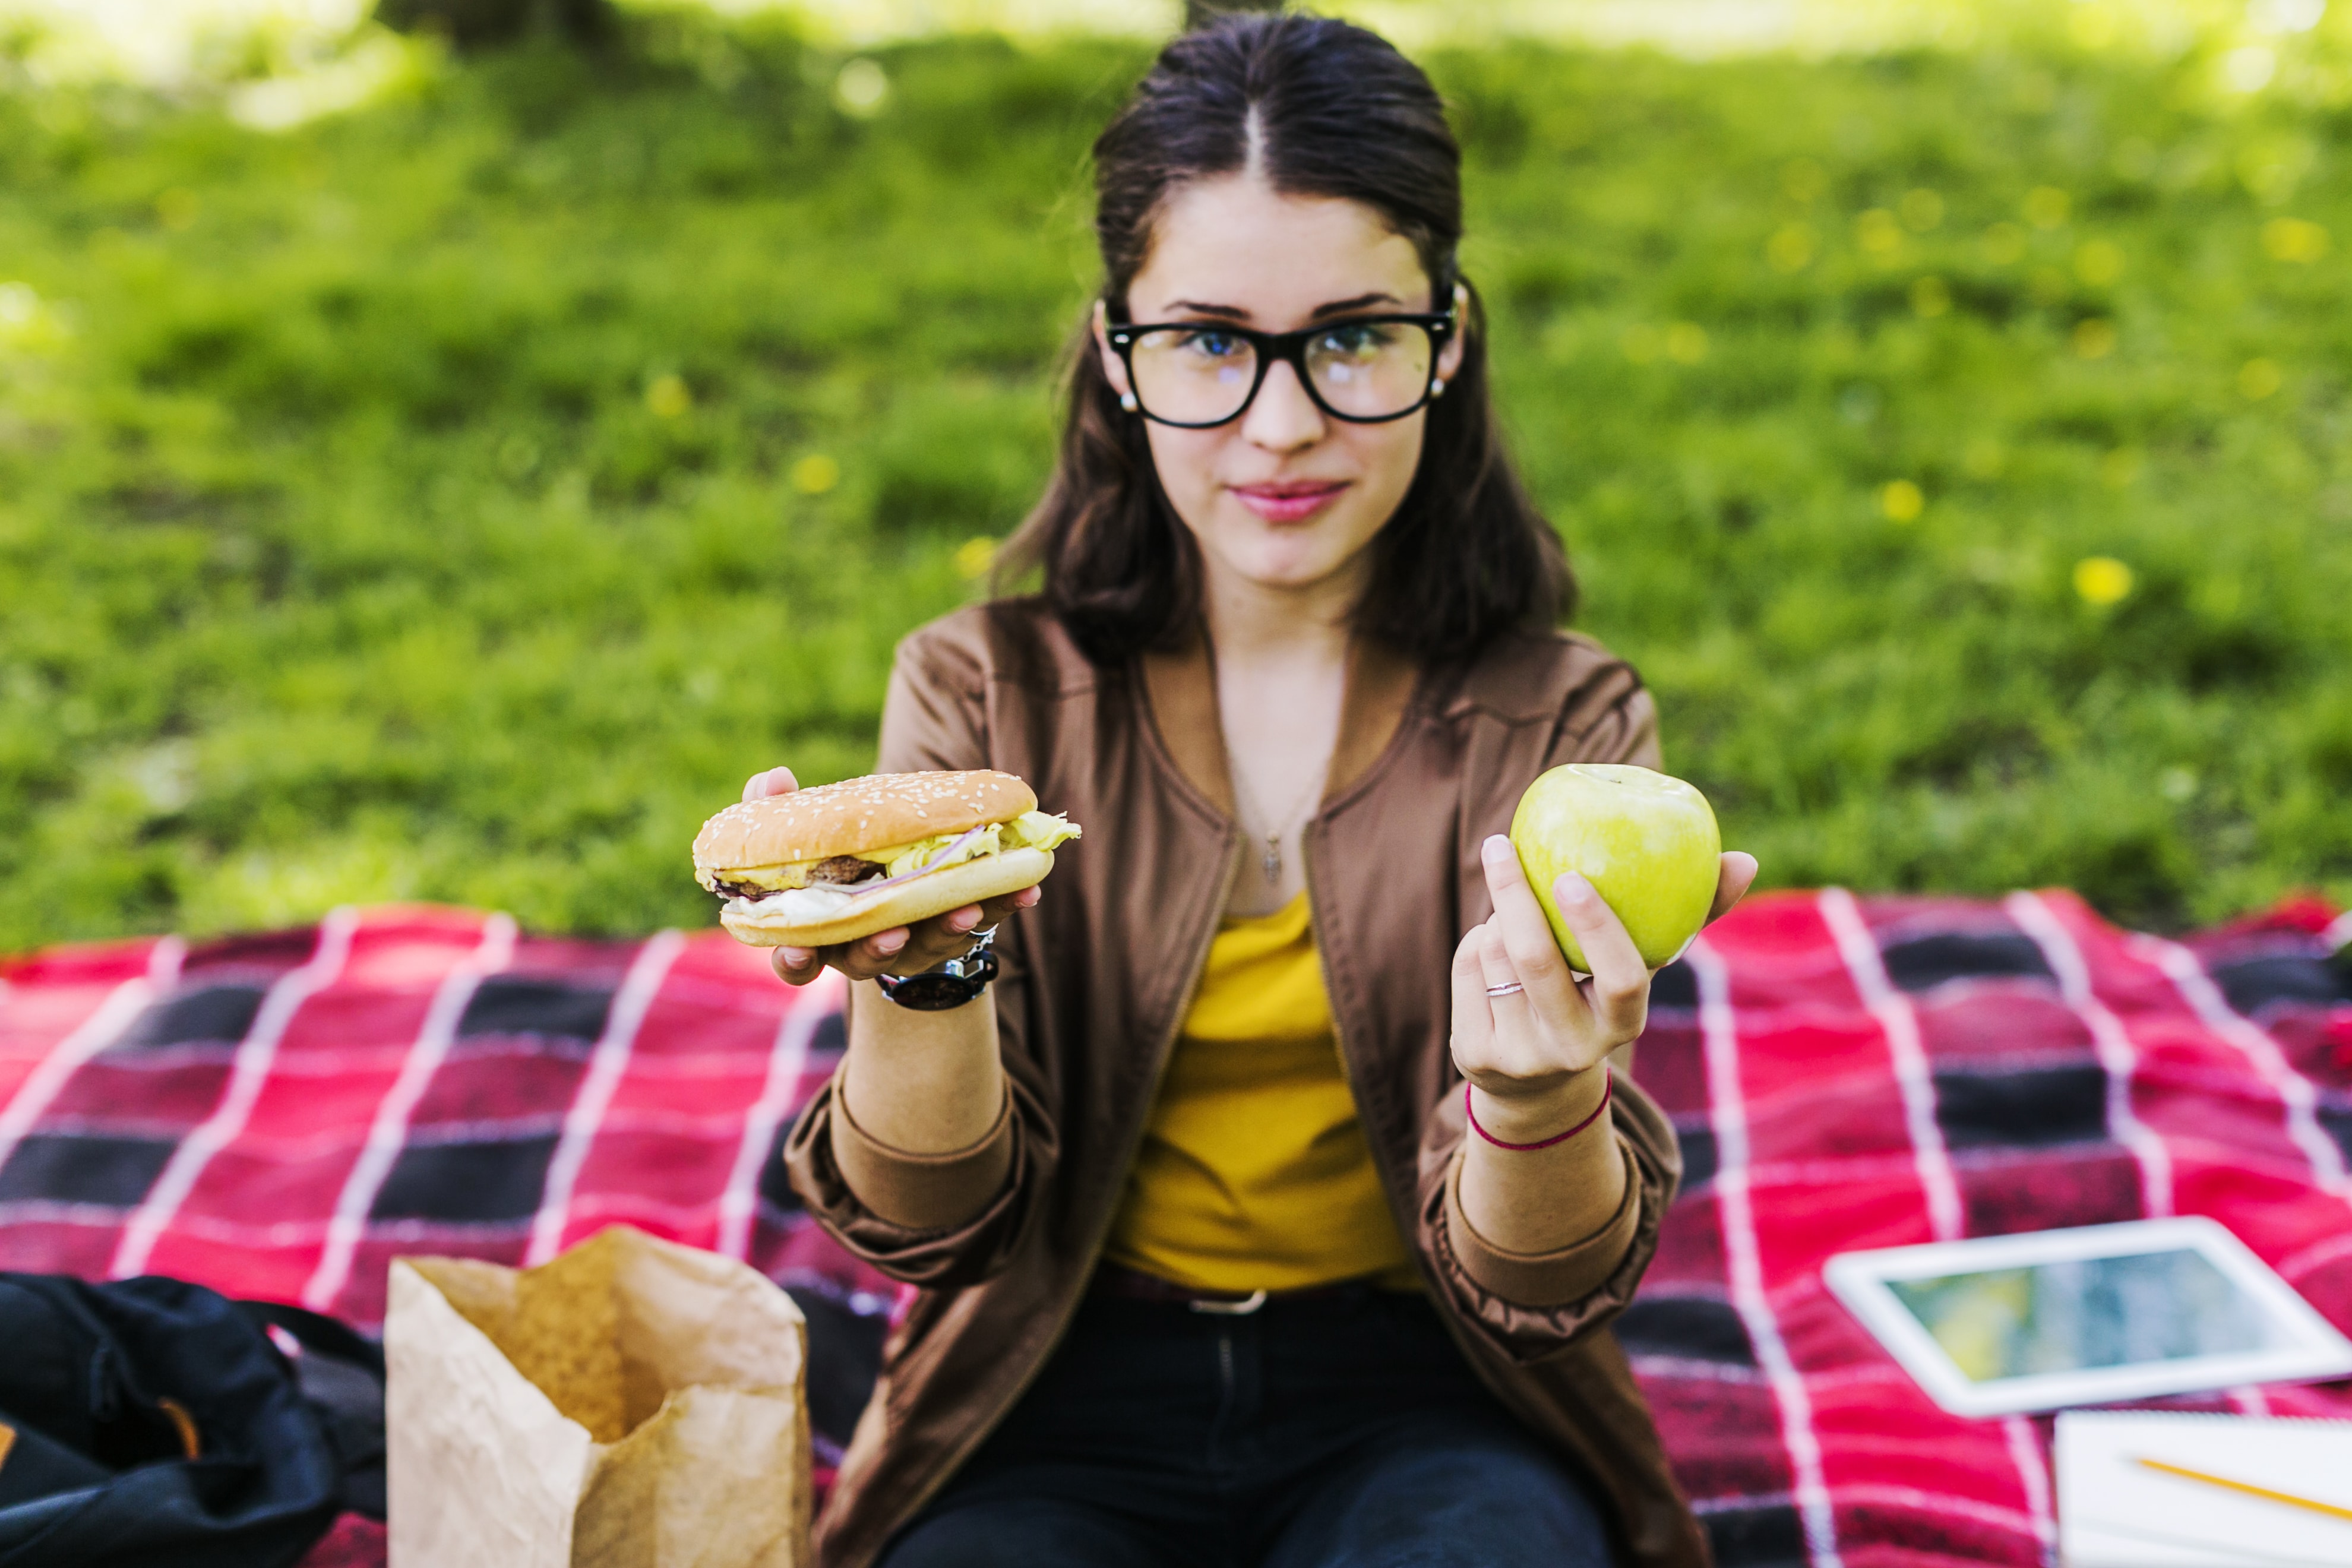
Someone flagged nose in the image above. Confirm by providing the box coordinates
[1240,357,1325,454]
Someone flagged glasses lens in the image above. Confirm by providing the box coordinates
[1305,321,1434,419]
[1128,327,1260,425]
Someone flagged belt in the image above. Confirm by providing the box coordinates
[1089,1262,1373,1317]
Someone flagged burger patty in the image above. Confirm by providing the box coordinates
[710,855,884,903]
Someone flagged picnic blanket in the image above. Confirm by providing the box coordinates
[2,893,2348,1567]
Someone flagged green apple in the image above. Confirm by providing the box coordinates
[1508,764,1722,972]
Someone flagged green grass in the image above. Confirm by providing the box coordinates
[2,14,2348,951]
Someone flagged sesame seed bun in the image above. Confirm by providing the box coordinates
[719,847,1056,949]
[693,770,1038,873]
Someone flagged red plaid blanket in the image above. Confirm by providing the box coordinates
[4,894,2349,1567]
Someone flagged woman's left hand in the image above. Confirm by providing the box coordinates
[1450,834,1757,1143]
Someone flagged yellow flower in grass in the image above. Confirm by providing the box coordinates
[1880,480,1924,522]
[2239,358,2282,400]
[2073,556,2133,606]
[645,373,692,419]
[791,454,840,494]
[954,536,997,580]
[1855,208,1904,260]
[2074,240,2124,286]
[2262,217,2329,263]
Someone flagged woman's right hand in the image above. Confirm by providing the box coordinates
[741,767,1041,988]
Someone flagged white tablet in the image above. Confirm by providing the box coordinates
[1823,1218,2352,1417]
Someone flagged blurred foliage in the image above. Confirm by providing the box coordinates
[376,0,612,50]
[1,10,2348,950]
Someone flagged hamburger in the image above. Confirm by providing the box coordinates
[693,770,1080,949]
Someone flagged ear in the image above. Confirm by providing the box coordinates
[1435,280,1469,386]
[1092,299,1136,405]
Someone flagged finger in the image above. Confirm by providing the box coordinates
[1449,924,1496,1059]
[1707,851,1759,925]
[975,884,1042,925]
[890,908,987,969]
[831,926,909,981]
[1478,836,1582,1016]
[1551,872,1648,1036]
[1472,921,1529,1013]
[874,911,1001,979]
[932,903,987,939]
[927,885,1042,949]
[770,946,823,986]
[742,766,799,803]
[1471,923,1579,1080]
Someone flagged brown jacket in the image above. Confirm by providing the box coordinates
[785,599,1707,1568]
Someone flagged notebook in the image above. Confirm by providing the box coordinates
[2056,1411,2352,1566]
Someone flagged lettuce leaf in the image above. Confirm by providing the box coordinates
[881,823,1001,878]
[1003,810,1081,851]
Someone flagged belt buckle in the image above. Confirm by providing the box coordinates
[1188,1289,1268,1316]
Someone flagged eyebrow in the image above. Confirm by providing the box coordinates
[1310,291,1404,318]
[1159,290,1406,323]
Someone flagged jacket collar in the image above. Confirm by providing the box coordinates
[1138,624,1419,821]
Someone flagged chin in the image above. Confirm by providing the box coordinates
[1217,535,1358,590]
[1210,508,1385,586]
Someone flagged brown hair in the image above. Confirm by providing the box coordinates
[998,11,1575,666]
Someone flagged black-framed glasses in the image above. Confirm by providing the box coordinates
[1105,310,1456,428]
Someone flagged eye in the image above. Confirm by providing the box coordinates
[1175,329,1247,360]
[1315,322,1396,358]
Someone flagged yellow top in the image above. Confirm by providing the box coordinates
[1104,892,1421,1292]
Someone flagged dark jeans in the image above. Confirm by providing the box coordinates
[880,1288,1615,1568]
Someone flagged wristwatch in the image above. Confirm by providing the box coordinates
[875,929,1000,1011]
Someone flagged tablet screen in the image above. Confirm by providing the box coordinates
[1886,1247,2287,1383]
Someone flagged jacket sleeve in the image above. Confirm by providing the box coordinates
[1421,649,1681,1359]
[1422,1078,1683,1361]
[780,618,1057,1289]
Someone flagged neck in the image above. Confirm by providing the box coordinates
[1197,554,1362,918]
[1200,554,1365,671]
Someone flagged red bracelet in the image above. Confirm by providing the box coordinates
[1465,1070,1613,1152]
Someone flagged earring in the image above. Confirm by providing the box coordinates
[1119,392,1139,413]
[1431,380,1447,399]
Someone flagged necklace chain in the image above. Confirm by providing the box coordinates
[1228,758,1328,885]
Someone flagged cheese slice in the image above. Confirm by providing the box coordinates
[710,812,1081,893]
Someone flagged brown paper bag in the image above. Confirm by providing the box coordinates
[385,1224,810,1568]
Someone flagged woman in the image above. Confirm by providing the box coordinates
[757,15,1754,1567]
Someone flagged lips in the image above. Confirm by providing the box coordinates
[1231,480,1349,523]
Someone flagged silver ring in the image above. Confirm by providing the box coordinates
[1485,982,1525,998]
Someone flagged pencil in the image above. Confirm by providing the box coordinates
[2134,1455,2352,1525]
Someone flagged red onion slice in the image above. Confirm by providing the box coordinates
[795,825,993,905]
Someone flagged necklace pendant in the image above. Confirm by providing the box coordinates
[1262,834,1282,883]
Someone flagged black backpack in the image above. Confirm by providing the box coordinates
[0,1273,385,1568]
